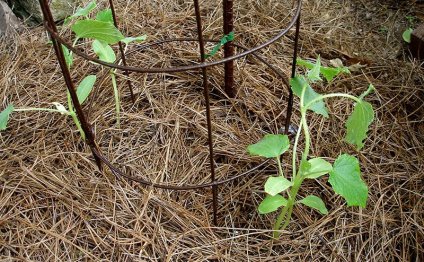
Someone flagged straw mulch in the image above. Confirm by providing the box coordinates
[1,0,423,260]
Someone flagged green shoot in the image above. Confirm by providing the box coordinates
[248,56,375,238]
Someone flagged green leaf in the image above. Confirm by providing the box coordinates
[121,35,148,45]
[307,56,322,82]
[290,76,329,117]
[329,154,368,208]
[76,75,96,104]
[96,9,113,23]
[71,20,124,44]
[205,31,235,58]
[320,66,349,82]
[65,1,97,24]
[61,45,73,69]
[304,158,333,179]
[258,195,288,214]
[92,40,116,63]
[247,134,290,158]
[402,28,413,43]
[264,176,293,196]
[297,58,349,82]
[298,195,328,215]
[0,104,14,131]
[345,101,374,150]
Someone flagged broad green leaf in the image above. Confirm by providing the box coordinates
[307,56,322,82]
[205,31,235,58]
[0,104,14,131]
[345,101,374,150]
[76,75,96,104]
[297,58,349,82]
[121,35,148,45]
[65,1,97,24]
[258,195,288,214]
[304,158,333,179]
[290,76,329,117]
[96,9,113,23]
[71,20,124,44]
[52,102,69,115]
[62,45,73,69]
[264,176,293,196]
[402,28,413,43]
[92,40,116,63]
[298,195,328,215]
[320,66,350,82]
[329,154,368,208]
[247,134,290,158]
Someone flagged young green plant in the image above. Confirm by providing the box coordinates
[248,57,375,238]
[0,75,96,139]
[65,1,146,127]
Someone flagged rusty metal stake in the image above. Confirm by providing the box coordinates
[284,13,301,135]
[223,0,235,97]
[108,0,136,104]
[38,0,103,171]
[193,0,218,226]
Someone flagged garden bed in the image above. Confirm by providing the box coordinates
[0,0,423,260]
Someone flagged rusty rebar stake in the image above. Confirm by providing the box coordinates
[223,0,235,97]
[108,0,136,104]
[193,0,219,226]
[38,0,103,171]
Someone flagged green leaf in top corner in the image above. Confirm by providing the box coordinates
[65,1,97,24]
[72,20,124,44]
[296,58,349,82]
[402,28,413,43]
[304,158,333,179]
[96,9,113,23]
[92,40,116,63]
[264,176,293,196]
[121,35,148,45]
[298,195,328,215]
[290,76,329,117]
[0,104,14,131]
[345,101,374,150]
[329,154,368,208]
[76,75,96,104]
[258,194,288,214]
[307,56,322,82]
[247,134,290,158]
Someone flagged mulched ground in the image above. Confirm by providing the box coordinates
[0,0,423,260]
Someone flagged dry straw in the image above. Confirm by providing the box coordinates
[0,0,423,260]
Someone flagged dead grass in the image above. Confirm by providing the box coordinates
[0,0,423,261]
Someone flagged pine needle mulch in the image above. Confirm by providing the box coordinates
[0,0,423,260]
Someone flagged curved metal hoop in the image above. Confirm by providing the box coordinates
[38,0,302,224]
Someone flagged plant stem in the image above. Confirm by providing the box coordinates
[110,71,120,127]
[14,108,65,114]
[69,112,86,140]
[305,93,360,110]
[276,156,284,177]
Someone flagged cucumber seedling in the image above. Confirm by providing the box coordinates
[248,57,375,238]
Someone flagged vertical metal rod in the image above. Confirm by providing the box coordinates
[108,0,136,104]
[38,0,103,171]
[284,13,301,135]
[193,0,218,226]
[223,0,235,97]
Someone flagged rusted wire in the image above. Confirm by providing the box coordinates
[37,0,302,225]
